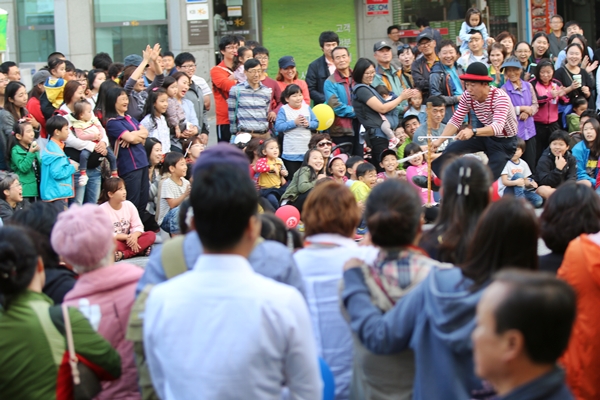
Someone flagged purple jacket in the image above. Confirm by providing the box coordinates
[64,263,144,400]
[502,80,536,141]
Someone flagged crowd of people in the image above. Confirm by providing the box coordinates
[0,8,600,400]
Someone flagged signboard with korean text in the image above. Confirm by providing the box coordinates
[366,0,389,16]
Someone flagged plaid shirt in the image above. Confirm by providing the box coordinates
[227,81,272,133]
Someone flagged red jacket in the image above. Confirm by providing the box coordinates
[27,96,47,138]
[558,233,600,400]
[210,61,237,125]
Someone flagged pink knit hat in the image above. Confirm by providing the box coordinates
[51,204,115,268]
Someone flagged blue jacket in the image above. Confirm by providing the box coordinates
[571,140,596,186]
[106,115,149,176]
[136,230,305,298]
[343,266,489,400]
[324,69,355,137]
[40,139,76,202]
[498,367,573,400]
[429,62,464,124]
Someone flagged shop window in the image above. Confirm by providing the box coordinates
[16,0,55,62]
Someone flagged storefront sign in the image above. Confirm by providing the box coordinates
[188,20,209,45]
[397,28,449,38]
[366,0,389,16]
[186,3,209,21]
[228,6,242,17]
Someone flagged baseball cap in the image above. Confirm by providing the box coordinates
[373,40,392,52]
[123,54,143,67]
[416,31,434,43]
[278,56,296,70]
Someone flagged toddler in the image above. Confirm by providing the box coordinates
[374,85,400,146]
[157,152,190,235]
[459,8,491,53]
[403,89,427,124]
[71,100,118,182]
[253,138,289,209]
[567,97,588,133]
[499,138,543,208]
[233,47,254,83]
[44,58,67,109]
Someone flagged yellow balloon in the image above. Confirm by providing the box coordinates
[312,104,335,131]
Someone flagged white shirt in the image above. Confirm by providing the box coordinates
[294,234,378,399]
[144,254,322,400]
[498,158,532,196]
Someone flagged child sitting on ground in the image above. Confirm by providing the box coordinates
[499,137,543,208]
[403,88,427,124]
[156,152,190,235]
[377,149,401,181]
[567,97,589,133]
[281,149,325,214]
[345,155,365,187]
[350,162,377,205]
[254,138,289,209]
[71,100,118,183]
[374,85,400,147]
[534,130,577,199]
[329,154,348,184]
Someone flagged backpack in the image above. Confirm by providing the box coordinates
[125,235,189,400]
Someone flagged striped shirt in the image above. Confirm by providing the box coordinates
[448,86,517,137]
[227,82,272,133]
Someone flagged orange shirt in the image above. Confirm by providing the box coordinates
[210,61,237,125]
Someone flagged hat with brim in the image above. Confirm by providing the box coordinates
[328,153,349,169]
[459,62,493,82]
[380,148,398,161]
[373,40,392,52]
[416,31,434,43]
[500,58,523,71]
[278,56,296,70]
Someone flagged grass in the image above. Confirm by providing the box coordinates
[262,0,357,80]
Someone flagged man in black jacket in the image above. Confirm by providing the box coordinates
[411,31,438,98]
[306,31,338,105]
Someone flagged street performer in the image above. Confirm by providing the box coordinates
[429,62,517,181]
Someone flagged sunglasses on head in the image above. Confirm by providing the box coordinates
[317,141,332,148]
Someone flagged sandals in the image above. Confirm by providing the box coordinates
[114,251,124,262]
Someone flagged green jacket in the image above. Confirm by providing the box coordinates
[0,291,121,399]
[10,144,41,197]
[282,166,316,202]
[567,113,580,133]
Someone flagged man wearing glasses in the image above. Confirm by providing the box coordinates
[411,31,439,97]
[210,35,240,143]
[227,59,272,141]
[252,46,282,120]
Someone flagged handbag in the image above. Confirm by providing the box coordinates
[62,303,103,400]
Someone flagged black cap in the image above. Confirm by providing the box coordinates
[416,31,434,43]
[373,40,392,52]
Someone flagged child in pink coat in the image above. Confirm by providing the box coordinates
[52,203,143,400]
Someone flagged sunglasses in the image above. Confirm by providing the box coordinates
[317,141,332,148]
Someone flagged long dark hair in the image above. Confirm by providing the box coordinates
[461,197,539,290]
[103,86,128,124]
[94,79,118,117]
[530,32,550,60]
[142,88,169,130]
[301,149,323,181]
[583,118,600,156]
[420,157,492,264]
[0,226,39,310]
[4,81,27,120]
[352,58,376,84]
[87,69,106,92]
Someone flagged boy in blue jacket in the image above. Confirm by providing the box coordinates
[40,116,77,209]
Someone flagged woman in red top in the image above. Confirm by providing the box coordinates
[27,70,50,139]
[276,56,310,105]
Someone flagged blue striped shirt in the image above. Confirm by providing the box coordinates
[227,82,272,133]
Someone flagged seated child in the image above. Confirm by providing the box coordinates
[157,152,190,235]
[403,88,427,124]
[350,162,377,205]
[281,149,325,214]
[534,130,577,199]
[71,100,118,182]
[377,149,401,181]
[328,154,348,184]
[499,138,543,208]
[345,155,365,188]
[572,117,600,191]
[567,97,588,133]
[254,138,289,209]
[374,85,400,146]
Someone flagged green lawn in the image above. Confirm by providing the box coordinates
[262,0,357,80]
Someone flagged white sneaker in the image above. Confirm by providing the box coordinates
[78,174,89,186]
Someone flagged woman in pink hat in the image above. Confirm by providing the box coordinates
[53,203,144,400]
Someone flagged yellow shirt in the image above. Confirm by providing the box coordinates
[258,158,283,189]
[350,180,371,203]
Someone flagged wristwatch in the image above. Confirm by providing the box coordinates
[472,128,478,137]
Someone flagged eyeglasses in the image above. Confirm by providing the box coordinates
[317,141,332,148]
[180,64,196,69]
[364,71,376,77]
[245,69,262,75]
[10,182,21,189]
[255,55,269,61]
[225,45,239,51]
